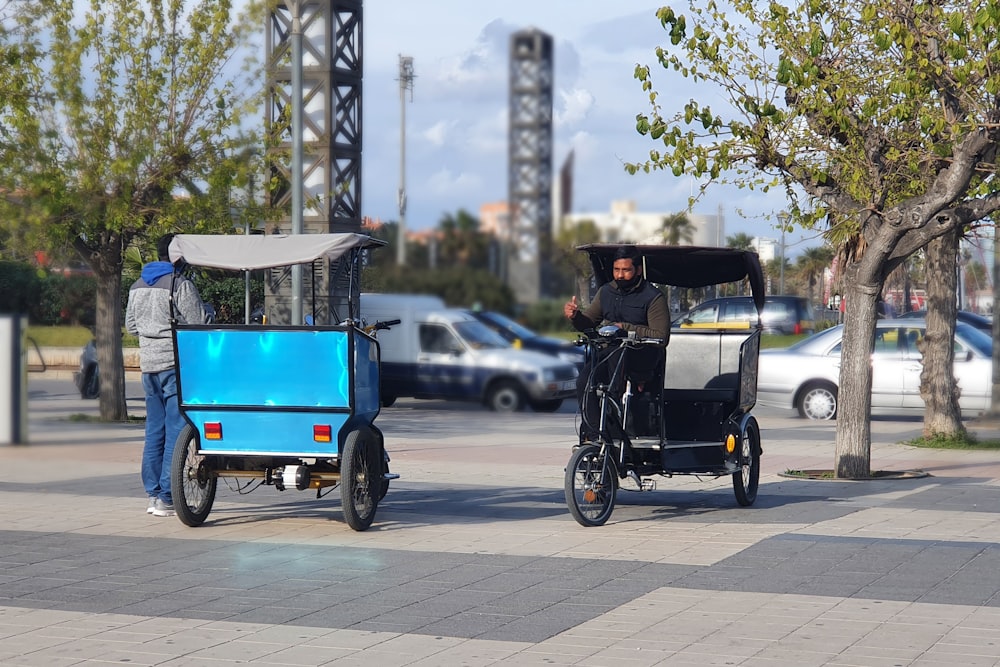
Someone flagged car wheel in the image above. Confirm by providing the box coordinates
[486,380,524,412]
[797,382,838,420]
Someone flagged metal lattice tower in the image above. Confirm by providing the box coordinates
[264,1,363,324]
[508,29,554,303]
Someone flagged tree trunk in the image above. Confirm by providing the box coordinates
[94,268,127,421]
[920,229,965,437]
[835,272,881,478]
[991,222,1000,416]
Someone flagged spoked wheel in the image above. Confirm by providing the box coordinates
[171,423,218,526]
[341,428,380,531]
[732,417,761,506]
[565,443,617,527]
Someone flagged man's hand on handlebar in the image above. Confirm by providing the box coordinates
[363,318,401,334]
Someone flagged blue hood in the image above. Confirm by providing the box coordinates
[141,261,175,285]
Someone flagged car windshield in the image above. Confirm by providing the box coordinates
[957,322,993,357]
[453,320,510,350]
[482,312,536,339]
[787,325,842,351]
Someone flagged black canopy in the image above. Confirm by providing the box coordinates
[579,244,766,315]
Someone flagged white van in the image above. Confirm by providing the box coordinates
[360,293,578,412]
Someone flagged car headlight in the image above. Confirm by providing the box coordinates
[558,350,584,365]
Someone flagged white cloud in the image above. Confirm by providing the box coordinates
[421,121,451,148]
[555,88,594,127]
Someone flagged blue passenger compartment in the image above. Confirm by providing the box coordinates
[174,325,380,457]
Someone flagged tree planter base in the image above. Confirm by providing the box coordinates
[780,469,929,480]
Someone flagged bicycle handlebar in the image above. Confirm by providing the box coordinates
[576,330,663,348]
[363,318,401,334]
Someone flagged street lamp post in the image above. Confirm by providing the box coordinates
[777,212,788,294]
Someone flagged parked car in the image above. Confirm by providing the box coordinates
[898,309,993,334]
[757,318,993,420]
[466,310,585,368]
[676,295,815,334]
[361,294,578,412]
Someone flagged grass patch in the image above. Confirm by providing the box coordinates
[906,432,1000,450]
[27,326,138,347]
[760,333,808,349]
[27,326,94,347]
[784,469,835,479]
[67,413,145,424]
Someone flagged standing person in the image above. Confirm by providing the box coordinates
[563,245,670,440]
[125,233,205,517]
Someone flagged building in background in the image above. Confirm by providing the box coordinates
[560,200,726,248]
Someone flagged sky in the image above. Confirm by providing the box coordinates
[359,2,808,252]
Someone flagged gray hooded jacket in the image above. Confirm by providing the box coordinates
[125,262,205,374]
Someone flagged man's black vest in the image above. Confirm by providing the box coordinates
[597,280,661,325]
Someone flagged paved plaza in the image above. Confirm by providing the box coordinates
[2,376,1000,666]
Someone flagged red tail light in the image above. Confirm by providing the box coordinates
[204,422,222,440]
[313,424,332,443]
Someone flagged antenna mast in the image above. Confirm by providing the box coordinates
[397,55,415,265]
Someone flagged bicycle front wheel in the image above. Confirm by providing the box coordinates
[565,444,617,527]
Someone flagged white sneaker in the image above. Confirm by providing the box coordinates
[146,496,156,514]
[151,498,175,517]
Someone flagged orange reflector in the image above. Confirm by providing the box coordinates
[583,489,597,503]
[204,422,222,440]
[725,434,737,453]
[313,424,332,442]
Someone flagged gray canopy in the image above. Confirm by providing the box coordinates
[168,233,386,271]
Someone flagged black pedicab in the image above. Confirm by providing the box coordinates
[565,244,766,526]
[166,233,398,531]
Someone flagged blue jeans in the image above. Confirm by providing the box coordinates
[141,369,182,504]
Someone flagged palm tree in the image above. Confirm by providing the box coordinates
[662,212,695,245]
[726,232,755,251]
[554,220,601,303]
[723,233,756,295]
[796,245,834,308]
[438,209,488,267]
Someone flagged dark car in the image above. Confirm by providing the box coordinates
[677,295,815,335]
[898,309,992,334]
[466,310,586,368]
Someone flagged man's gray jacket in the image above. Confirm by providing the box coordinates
[125,261,205,374]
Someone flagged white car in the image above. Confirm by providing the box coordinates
[757,319,993,420]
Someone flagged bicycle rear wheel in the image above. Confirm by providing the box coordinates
[565,444,617,526]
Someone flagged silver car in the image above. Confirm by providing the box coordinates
[757,319,993,420]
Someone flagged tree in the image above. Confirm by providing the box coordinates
[553,219,601,305]
[921,228,964,436]
[661,212,695,245]
[630,0,1000,478]
[0,0,262,420]
[797,245,834,309]
[723,232,756,296]
[438,209,489,268]
[726,232,755,251]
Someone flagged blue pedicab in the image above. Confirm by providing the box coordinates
[565,244,767,526]
[166,233,397,531]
